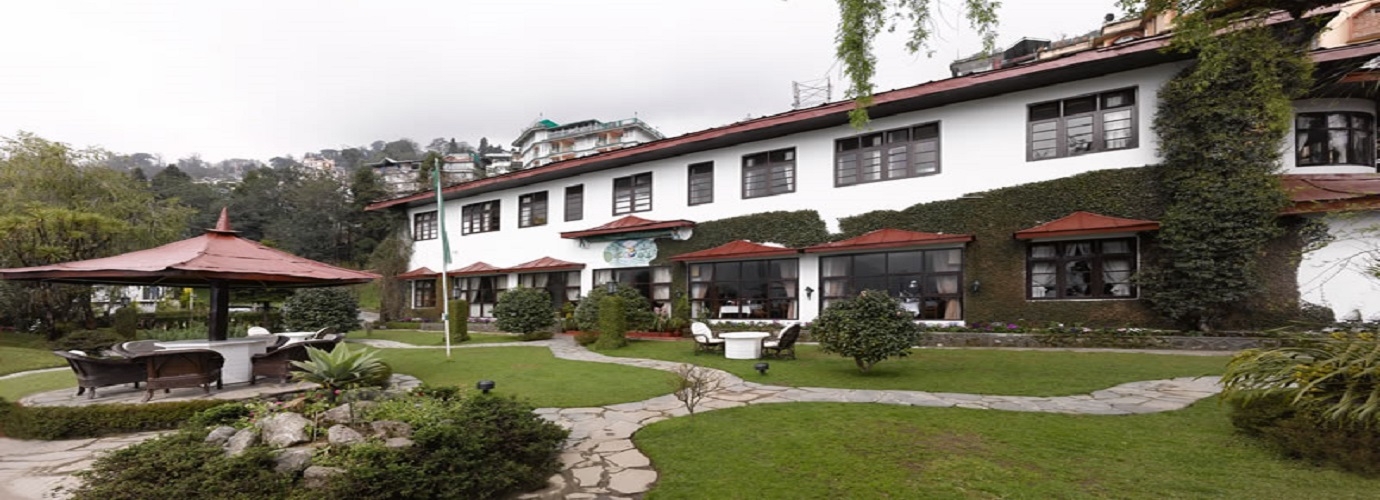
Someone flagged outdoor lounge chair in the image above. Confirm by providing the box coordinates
[762,323,801,360]
[53,350,147,399]
[133,349,224,402]
[691,321,724,355]
[249,338,336,385]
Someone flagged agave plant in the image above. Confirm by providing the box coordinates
[290,343,392,394]
[1222,333,1380,425]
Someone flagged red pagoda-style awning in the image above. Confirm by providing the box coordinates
[804,228,974,253]
[1282,174,1380,214]
[505,257,585,273]
[1014,211,1160,240]
[397,267,439,280]
[669,240,798,262]
[449,261,506,276]
[560,215,695,240]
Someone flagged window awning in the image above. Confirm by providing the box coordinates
[1013,211,1160,240]
[396,267,438,280]
[559,215,695,242]
[669,240,798,262]
[505,257,585,273]
[449,261,505,276]
[803,228,974,254]
[1282,174,1380,214]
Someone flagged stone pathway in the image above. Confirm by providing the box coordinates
[1,336,1226,500]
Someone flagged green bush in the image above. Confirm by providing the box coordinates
[560,302,578,332]
[182,402,251,429]
[49,329,125,352]
[1227,392,1380,476]
[574,283,654,333]
[0,399,226,440]
[593,295,629,350]
[574,329,599,346]
[384,321,423,330]
[447,299,471,342]
[1222,333,1380,425]
[813,290,921,372]
[69,431,294,500]
[493,288,555,339]
[112,306,139,339]
[291,343,392,394]
[282,288,360,334]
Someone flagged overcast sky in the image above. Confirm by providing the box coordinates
[0,0,1122,161]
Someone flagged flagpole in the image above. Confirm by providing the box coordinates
[434,158,453,358]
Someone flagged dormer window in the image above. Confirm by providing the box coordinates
[1296,112,1375,167]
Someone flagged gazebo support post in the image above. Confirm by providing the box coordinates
[208,281,230,341]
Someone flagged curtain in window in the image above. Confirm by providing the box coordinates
[1102,258,1133,296]
[531,273,549,288]
[1030,262,1056,297]
[1031,244,1056,259]
[776,261,798,319]
[652,267,672,301]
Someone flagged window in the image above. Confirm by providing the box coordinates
[595,266,671,306]
[688,162,714,205]
[140,286,165,301]
[613,172,652,215]
[565,185,584,222]
[461,201,500,235]
[742,148,796,198]
[689,259,798,320]
[519,191,548,228]
[835,123,940,186]
[451,275,506,317]
[413,210,438,240]
[821,249,963,320]
[1296,112,1375,167]
[413,280,436,309]
[1028,238,1137,300]
[1028,88,1137,161]
[518,271,582,310]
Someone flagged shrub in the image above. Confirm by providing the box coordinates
[1221,333,1380,425]
[493,288,556,340]
[281,288,360,334]
[559,302,578,332]
[447,299,471,342]
[50,329,125,352]
[112,306,139,339]
[182,402,251,429]
[573,283,654,333]
[593,295,629,350]
[68,431,294,499]
[0,399,226,440]
[291,343,392,394]
[574,329,599,346]
[1227,392,1380,476]
[813,290,921,372]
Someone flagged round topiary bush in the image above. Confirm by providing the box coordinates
[813,290,921,372]
[573,283,654,333]
[282,288,360,333]
[493,287,556,340]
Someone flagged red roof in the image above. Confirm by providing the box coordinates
[449,261,506,275]
[1014,211,1160,240]
[505,257,585,273]
[397,267,438,279]
[0,208,379,287]
[670,240,798,262]
[804,229,974,253]
[1282,174,1380,214]
[560,215,695,239]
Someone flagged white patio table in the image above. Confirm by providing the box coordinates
[719,332,770,359]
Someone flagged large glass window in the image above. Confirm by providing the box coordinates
[820,249,963,320]
[1028,238,1137,300]
[688,162,714,205]
[518,271,582,310]
[595,266,671,307]
[613,173,652,215]
[461,201,500,235]
[689,259,798,320]
[835,123,939,186]
[413,210,438,240]
[413,280,436,309]
[1028,88,1137,161]
[451,275,507,318]
[519,191,548,228]
[1296,112,1375,167]
[565,185,584,222]
[742,148,796,198]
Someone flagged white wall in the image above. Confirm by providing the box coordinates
[1299,212,1380,321]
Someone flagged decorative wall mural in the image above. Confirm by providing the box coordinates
[604,238,657,266]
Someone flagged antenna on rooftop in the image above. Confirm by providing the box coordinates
[792,78,832,109]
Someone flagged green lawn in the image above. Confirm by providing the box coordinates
[637,399,1380,499]
[377,347,676,408]
[352,329,520,346]
[0,370,75,402]
[604,340,1227,396]
[0,346,66,376]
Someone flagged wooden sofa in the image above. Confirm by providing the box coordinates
[132,349,224,402]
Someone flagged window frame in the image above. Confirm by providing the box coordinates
[450,275,507,318]
[1295,111,1376,167]
[688,259,799,320]
[818,248,964,320]
[612,172,653,215]
[413,210,438,241]
[687,161,714,206]
[460,200,501,235]
[594,266,671,305]
[565,185,584,222]
[834,122,941,187]
[1027,87,1138,162]
[518,191,548,228]
[413,279,437,309]
[517,271,583,310]
[741,147,796,199]
[1026,237,1139,300]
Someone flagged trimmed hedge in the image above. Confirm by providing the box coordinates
[448,299,471,342]
[0,398,227,440]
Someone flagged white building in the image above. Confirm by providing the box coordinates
[512,118,664,169]
[92,286,173,314]
[370,7,1380,325]
[369,158,426,195]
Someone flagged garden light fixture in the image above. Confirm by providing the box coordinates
[754,362,769,375]
[476,379,496,394]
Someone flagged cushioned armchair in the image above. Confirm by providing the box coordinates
[53,350,147,399]
[690,322,724,355]
[762,323,801,360]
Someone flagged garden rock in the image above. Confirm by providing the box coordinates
[224,428,258,457]
[327,425,365,446]
[370,420,412,439]
[273,448,313,474]
[322,403,367,424]
[302,466,344,489]
[384,437,414,449]
[204,425,237,445]
[259,412,311,448]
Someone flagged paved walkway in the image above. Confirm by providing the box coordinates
[2,337,1226,500]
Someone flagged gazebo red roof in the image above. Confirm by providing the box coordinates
[396,267,438,280]
[804,229,974,253]
[1014,211,1160,240]
[1282,174,1380,214]
[669,240,797,262]
[505,257,585,273]
[560,215,695,239]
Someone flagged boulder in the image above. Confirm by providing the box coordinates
[321,403,356,424]
[327,425,365,447]
[259,412,312,448]
[273,448,313,474]
[302,466,345,489]
[370,420,413,439]
[204,425,237,445]
[384,437,414,449]
[224,428,258,457]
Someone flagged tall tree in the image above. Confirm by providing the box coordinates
[150,164,225,236]
[347,167,401,266]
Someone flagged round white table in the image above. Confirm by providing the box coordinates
[276,331,317,344]
[719,332,770,359]
[154,337,272,384]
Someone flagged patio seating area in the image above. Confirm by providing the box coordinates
[690,321,799,360]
